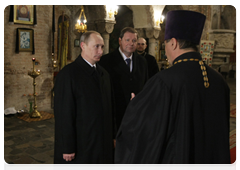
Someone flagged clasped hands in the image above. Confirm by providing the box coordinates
[63,153,75,162]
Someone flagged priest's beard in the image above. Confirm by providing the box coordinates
[137,50,145,54]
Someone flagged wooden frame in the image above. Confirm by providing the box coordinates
[17,28,33,52]
[14,5,34,25]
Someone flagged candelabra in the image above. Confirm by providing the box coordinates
[28,58,42,118]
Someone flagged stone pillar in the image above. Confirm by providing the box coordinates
[95,20,116,55]
[148,38,157,57]
[102,33,109,55]
[145,28,160,59]
[211,5,221,29]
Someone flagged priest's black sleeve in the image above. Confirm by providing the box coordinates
[115,75,172,163]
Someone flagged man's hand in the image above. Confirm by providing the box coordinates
[63,153,75,161]
[131,93,135,100]
[113,139,116,148]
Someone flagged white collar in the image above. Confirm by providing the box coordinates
[119,47,133,61]
[82,57,96,68]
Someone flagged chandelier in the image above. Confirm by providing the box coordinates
[75,5,87,33]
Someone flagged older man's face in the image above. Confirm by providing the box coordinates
[82,33,104,65]
[119,32,137,57]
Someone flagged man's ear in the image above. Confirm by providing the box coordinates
[80,42,85,50]
[171,38,178,50]
[119,38,122,46]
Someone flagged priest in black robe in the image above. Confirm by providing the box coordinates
[54,31,114,163]
[136,37,159,78]
[115,10,230,164]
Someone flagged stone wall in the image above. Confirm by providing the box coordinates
[4,5,55,113]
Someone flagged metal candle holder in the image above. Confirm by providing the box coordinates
[28,58,42,118]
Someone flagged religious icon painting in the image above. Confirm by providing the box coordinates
[200,40,214,67]
[13,5,34,25]
[16,28,35,54]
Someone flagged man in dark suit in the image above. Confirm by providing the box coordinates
[136,37,159,78]
[54,31,114,163]
[115,10,230,164]
[99,27,148,131]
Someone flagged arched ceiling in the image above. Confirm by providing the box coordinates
[127,5,165,29]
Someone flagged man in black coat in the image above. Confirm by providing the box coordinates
[54,31,114,163]
[115,10,230,164]
[136,37,159,78]
[99,27,148,131]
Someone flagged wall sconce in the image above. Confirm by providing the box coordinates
[156,15,165,26]
[155,12,165,27]
[160,15,165,24]
[106,5,118,20]
[75,5,87,33]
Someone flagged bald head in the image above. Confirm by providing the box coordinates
[137,38,147,53]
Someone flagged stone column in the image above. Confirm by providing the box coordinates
[148,38,157,57]
[95,20,116,55]
[145,28,160,59]
[102,33,110,55]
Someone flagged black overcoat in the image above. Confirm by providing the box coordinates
[54,55,113,164]
[115,52,230,164]
[141,52,159,78]
[99,49,148,130]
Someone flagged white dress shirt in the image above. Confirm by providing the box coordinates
[119,47,133,72]
[82,57,96,68]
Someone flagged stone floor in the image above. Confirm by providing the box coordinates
[4,78,236,164]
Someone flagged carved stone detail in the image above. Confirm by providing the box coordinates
[145,28,153,38]
[209,31,235,49]
[145,28,160,39]
[208,29,236,69]
[95,20,116,34]
[135,28,145,38]
[105,22,115,33]
[153,29,160,39]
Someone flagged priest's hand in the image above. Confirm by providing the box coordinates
[131,93,135,100]
[63,153,75,161]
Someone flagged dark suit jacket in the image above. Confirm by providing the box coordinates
[54,55,113,163]
[99,48,148,130]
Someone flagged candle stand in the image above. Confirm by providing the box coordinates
[28,58,42,118]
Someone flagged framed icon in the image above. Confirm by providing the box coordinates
[16,28,34,53]
[74,39,80,47]
[14,5,34,25]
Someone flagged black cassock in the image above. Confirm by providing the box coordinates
[140,52,159,79]
[115,52,230,164]
[54,55,113,164]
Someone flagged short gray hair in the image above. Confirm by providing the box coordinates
[80,31,101,47]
